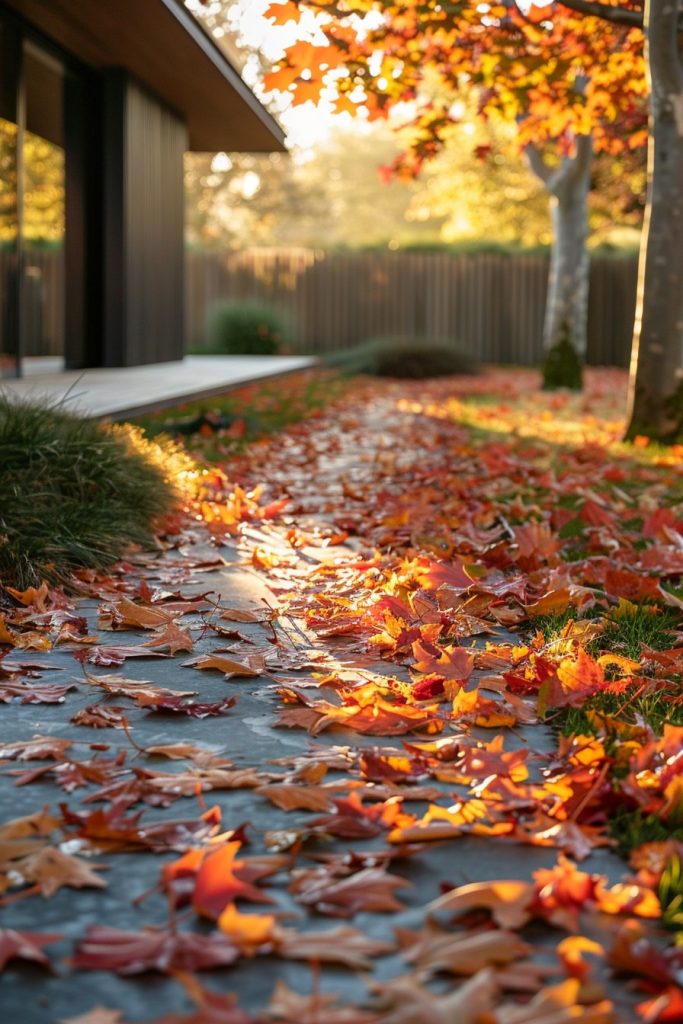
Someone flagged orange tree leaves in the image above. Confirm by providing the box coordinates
[262,0,645,166]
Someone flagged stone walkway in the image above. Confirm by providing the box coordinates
[0,382,647,1022]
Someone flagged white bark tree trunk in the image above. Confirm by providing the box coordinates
[626,0,683,439]
[526,134,593,359]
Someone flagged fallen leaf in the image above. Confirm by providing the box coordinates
[10,846,108,898]
[0,680,77,703]
[369,968,497,1023]
[396,920,531,976]
[256,782,336,813]
[71,705,131,729]
[267,981,380,1024]
[0,735,72,760]
[275,924,395,969]
[0,928,62,971]
[183,653,262,678]
[429,879,533,929]
[58,1009,126,1024]
[71,924,240,974]
[216,904,276,954]
[144,621,194,654]
[289,864,410,917]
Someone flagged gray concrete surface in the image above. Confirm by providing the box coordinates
[0,355,315,419]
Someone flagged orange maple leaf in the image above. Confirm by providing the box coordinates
[264,1,302,25]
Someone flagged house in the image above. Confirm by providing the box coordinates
[0,0,285,377]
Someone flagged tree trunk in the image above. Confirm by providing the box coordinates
[526,134,593,387]
[625,0,683,440]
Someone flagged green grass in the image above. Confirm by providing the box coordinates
[561,684,683,739]
[609,809,683,858]
[133,370,347,458]
[0,397,187,588]
[534,604,679,659]
[530,605,682,738]
[600,604,680,660]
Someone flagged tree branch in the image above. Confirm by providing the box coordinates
[556,0,644,28]
[526,134,593,197]
[524,143,553,183]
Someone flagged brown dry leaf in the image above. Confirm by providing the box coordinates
[99,597,177,630]
[396,920,531,976]
[220,607,274,623]
[146,743,224,761]
[492,978,614,1023]
[289,864,410,917]
[0,679,76,703]
[0,837,48,870]
[71,705,131,730]
[183,653,262,678]
[13,846,108,898]
[428,879,533,929]
[256,782,336,813]
[83,670,197,702]
[81,644,172,665]
[0,735,73,761]
[147,768,264,796]
[267,981,380,1024]
[58,1009,126,1024]
[276,924,395,970]
[144,621,194,654]
[0,927,62,971]
[146,975,256,1023]
[0,806,60,841]
[370,968,498,1024]
[71,924,240,974]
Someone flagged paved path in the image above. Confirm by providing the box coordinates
[0,355,315,419]
[0,383,644,1022]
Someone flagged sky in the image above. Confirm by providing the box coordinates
[186,0,356,149]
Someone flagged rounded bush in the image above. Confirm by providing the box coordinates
[0,397,187,587]
[203,300,291,355]
[325,335,477,379]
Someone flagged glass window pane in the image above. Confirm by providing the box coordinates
[0,114,19,378]
[21,43,65,372]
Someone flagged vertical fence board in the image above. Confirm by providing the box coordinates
[8,247,639,367]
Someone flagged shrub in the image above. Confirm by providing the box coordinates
[324,336,477,379]
[0,397,188,588]
[203,300,291,355]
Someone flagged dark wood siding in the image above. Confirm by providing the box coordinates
[103,71,186,366]
[124,78,186,364]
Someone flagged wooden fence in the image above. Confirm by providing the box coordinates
[186,248,639,367]
[1,247,639,367]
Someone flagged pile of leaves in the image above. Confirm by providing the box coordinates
[1,367,683,1022]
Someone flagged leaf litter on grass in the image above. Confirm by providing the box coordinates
[1,368,683,1021]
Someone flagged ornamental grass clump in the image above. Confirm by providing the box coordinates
[0,396,190,588]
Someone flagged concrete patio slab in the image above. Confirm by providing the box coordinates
[0,355,315,420]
